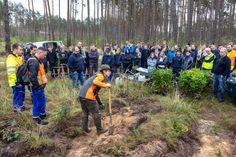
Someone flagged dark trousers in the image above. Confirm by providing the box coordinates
[89,63,98,77]
[79,98,103,132]
[213,74,225,101]
[49,63,58,78]
[123,63,132,73]
[141,60,147,68]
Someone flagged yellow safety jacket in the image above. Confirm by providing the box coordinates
[202,53,216,70]
[112,50,119,55]
[227,50,236,70]
[6,54,23,87]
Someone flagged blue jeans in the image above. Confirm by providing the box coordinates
[71,71,85,88]
[32,89,46,118]
[12,85,25,110]
[213,74,225,101]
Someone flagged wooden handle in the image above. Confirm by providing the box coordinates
[108,88,112,114]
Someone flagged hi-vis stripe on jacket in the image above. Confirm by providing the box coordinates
[79,73,108,101]
[6,54,23,87]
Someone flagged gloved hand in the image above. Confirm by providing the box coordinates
[99,103,105,110]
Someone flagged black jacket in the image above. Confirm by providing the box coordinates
[47,49,57,65]
[28,56,46,90]
[59,51,69,64]
[213,55,231,76]
[172,56,183,69]
[182,56,193,70]
[88,50,99,65]
[68,53,84,73]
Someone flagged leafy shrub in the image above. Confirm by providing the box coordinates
[179,68,211,94]
[151,69,173,94]
[0,130,20,143]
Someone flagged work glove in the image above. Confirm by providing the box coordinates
[99,103,105,110]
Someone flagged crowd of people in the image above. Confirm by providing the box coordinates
[5,40,236,127]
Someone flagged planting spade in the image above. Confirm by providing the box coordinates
[108,88,115,135]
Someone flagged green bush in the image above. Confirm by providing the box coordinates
[179,68,211,94]
[151,69,173,94]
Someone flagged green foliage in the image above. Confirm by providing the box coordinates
[179,68,211,94]
[111,145,125,157]
[219,114,236,131]
[215,149,223,157]
[55,104,71,125]
[161,118,189,150]
[25,134,53,150]
[151,69,173,94]
[70,127,82,137]
[209,125,222,135]
[0,130,20,143]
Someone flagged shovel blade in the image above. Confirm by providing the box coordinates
[108,125,115,135]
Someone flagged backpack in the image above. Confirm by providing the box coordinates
[16,58,36,85]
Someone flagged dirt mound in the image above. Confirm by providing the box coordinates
[126,140,168,157]
[192,119,235,157]
[67,110,139,157]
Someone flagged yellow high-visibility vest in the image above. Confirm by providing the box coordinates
[227,50,236,70]
[6,54,23,87]
[202,53,216,70]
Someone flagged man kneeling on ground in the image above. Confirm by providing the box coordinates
[79,64,112,135]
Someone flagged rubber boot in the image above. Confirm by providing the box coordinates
[82,114,91,133]
[94,117,108,135]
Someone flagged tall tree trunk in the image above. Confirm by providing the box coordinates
[81,0,84,41]
[218,0,224,43]
[229,2,235,40]
[94,0,96,45]
[3,0,10,53]
[171,0,178,42]
[101,0,105,48]
[44,0,51,40]
[186,0,193,43]
[31,0,35,39]
[143,0,149,42]
[195,0,201,42]
[163,0,169,41]
[28,0,32,38]
[67,0,72,46]
[214,0,220,43]
[46,0,55,40]
[43,0,47,39]
[96,0,99,43]
[87,0,91,48]
[59,0,61,39]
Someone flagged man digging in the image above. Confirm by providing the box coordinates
[79,64,112,135]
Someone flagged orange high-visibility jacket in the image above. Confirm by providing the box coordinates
[79,73,108,101]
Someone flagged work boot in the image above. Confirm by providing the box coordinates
[33,118,49,125]
[82,128,91,133]
[82,114,89,132]
[39,114,49,120]
[94,117,108,135]
[97,128,108,135]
